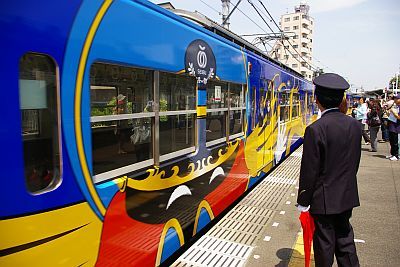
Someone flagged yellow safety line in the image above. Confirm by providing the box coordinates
[288,230,315,267]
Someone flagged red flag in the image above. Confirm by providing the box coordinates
[299,211,315,267]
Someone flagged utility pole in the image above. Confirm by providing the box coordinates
[395,65,399,95]
[221,0,230,29]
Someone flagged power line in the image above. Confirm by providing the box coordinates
[254,1,319,72]
[199,0,221,15]
[228,0,270,34]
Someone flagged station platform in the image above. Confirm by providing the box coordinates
[171,142,400,267]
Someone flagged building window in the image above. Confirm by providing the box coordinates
[294,16,299,20]
[284,55,289,60]
[284,17,290,22]
[293,55,298,59]
[284,27,290,31]
[293,44,298,48]
[19,53,61,193]
[292,64,298,68]
[302,15,307,19]
[293,35,299,39]
[293,26,299,30]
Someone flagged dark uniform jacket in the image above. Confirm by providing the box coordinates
[297,109,362,214]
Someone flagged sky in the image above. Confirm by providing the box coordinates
[150,0,400,91]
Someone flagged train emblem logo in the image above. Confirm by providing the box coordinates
[185,39,216,84]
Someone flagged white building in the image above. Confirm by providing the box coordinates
[271,2,314,81]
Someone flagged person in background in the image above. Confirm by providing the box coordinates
[355,97,370,145]
[367,99,382,152]
[114,94,128,154]
[386,96,400,161]
[297,73,361,267]
[380,99,390,143]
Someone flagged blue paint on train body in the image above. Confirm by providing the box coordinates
[0,3,313,257]
[0,0,85,218]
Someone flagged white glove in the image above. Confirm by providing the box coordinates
[296,204,310,212]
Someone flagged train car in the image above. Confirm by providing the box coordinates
[0,0,314,266]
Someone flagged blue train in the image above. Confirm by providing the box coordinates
[0,0,315,266]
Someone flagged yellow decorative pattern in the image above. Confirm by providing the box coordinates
[193,200,215,236]
[74,0,113,216]
[126,139,240,191]
[155,218,184,266]
[0,203,102,266]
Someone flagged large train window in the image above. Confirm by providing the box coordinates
[159,72,196,161]
[279,91,290,122]
[206,80,228,145]
[292,93,300,119]
[90,63,154,179]
[19,53,61,194]
[229,83,246,137]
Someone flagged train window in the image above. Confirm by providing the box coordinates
[229,83,246,137]
[159,72,196,160]
[206,80,228,145]
[279,92,290,122]
[159,72,196,111]
[292,93,300,119]
[19,53,61,194]
[90,63,154,116]
[90,63,154,179]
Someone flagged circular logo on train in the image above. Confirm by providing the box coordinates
[185,39,216,85]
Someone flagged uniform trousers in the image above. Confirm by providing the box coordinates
[312,209,359,267]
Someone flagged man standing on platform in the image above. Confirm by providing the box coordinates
[296,73,361,267]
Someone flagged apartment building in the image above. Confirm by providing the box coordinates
[271,2,314,80]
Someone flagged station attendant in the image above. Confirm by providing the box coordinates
[297,73,361,267]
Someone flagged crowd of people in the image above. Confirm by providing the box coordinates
[351,95,400,160]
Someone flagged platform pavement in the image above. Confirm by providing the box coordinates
[245,141,400,267]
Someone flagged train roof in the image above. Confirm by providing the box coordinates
[167,8,306,81]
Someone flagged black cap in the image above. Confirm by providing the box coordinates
[313,73,350,91]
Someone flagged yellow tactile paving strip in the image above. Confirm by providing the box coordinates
[288,230,315,267]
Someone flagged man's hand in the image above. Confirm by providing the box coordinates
[296,204,310,212]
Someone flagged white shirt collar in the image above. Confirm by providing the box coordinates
[321,107,339,116]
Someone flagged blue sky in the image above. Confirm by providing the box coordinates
[151,0,400,91]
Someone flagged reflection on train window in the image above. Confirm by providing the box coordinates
[159,72,196,111]
[91,118,153,175]
[279,92,290,122]
[251,86,256,129]
[159,114,195,157]
[90,63,153,116]
[206,80,227,108]
[229,83,246,137]
[229,110,244,135]
[90,63,155,177]
[19,53,61,193]
[206,111,226,142]
[206,80,228,145]
[159,72,196,159]
[229,83,244,108]
[292,93,300,118]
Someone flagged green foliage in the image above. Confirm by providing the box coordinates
[160,99,168,122]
